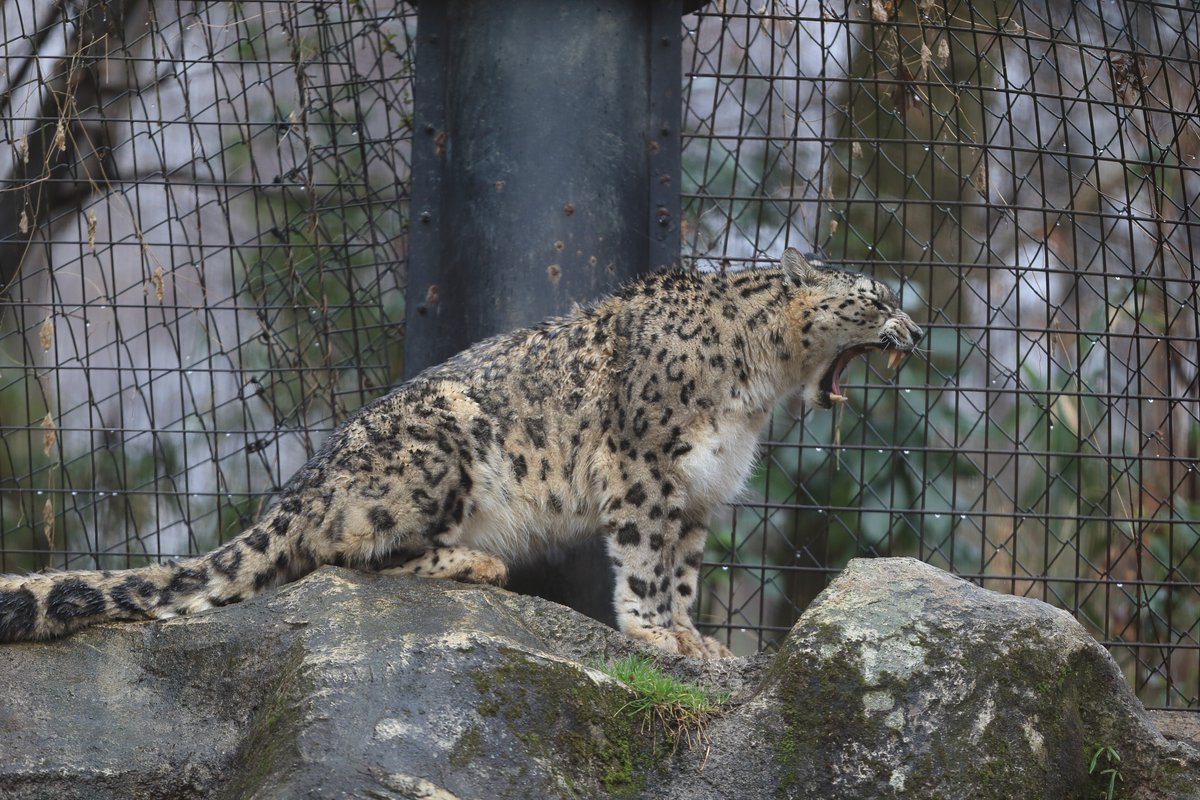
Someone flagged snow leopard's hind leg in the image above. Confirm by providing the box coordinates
[377,547,508,586]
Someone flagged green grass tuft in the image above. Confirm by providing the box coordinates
[600,654,729,752]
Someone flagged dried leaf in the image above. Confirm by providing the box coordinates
[891,63,921,122]
[87,210,97,251]
[972,161,988,197]
[42,412,57,457]
[1110,54,1144,106]
[152,265,165,303]
[42,498,54,549]
[18,209,28,235]
[937,37,950,67]
[39,315,54,352]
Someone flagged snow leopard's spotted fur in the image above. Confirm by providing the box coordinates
[0,250,922,657]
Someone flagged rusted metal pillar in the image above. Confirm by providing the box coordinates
[406,0,686,626]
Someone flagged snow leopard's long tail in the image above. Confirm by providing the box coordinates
[0,558,206,642]
[0,511,307,643]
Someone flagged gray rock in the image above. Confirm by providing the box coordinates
[1153,711,1200,752]
[663,558,1200,799]
[0,558,1195,799]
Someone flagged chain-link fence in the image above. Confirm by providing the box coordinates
[684,0,1200,711]
[0,0,413,568]
[2,0,1197,711]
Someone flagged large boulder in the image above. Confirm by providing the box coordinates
[669,558,1200,800]
[0,558,1195,799]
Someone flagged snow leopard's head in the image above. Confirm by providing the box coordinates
[780,248,924,410]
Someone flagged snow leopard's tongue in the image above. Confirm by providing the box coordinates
[827,350,856,403]
[828,346,903,404]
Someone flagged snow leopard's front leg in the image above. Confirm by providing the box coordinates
[604,492,731,659]
[668,518,732,658]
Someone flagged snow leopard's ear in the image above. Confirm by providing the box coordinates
[780,248,823,286]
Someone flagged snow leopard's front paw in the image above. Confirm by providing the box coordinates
[681,628,734,662]
[623,620,734,659]
[670,624,733,659]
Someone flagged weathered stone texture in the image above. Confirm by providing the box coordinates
[1,558,1195,799]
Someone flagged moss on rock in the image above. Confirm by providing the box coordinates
[467,646,670,798]
[750,559,1200,800]
[4,562,1197,800]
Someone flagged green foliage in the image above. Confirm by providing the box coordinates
[1089,745,1123,800]
[603,654,728,715]
[229,99,407,430]
[600,655,728,750]
[0,360,49,572]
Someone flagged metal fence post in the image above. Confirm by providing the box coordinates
[406,1,686,626]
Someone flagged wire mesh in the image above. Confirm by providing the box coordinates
[1,0,1197,712]
[682,0,1200,711]
[0,0,413,567]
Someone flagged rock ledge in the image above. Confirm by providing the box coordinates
[0,557,1195,799]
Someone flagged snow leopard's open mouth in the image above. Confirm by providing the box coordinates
[816,343,909,409]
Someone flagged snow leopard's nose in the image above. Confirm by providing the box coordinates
[890,314,923,348]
